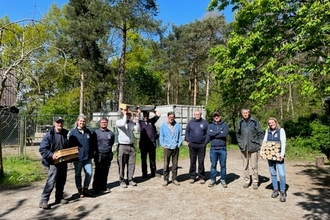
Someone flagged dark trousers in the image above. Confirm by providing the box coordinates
[93,152,113,191]
[40,162,67,203]
[117,144,136,182]
[188,144,206,180]
[140,141,156,177]
[163,147,179,181]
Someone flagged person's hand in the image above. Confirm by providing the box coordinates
[52,153,58,160]
[155,111,161,117]
[133,115,139,123]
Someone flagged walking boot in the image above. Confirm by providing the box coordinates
[78,187,84,198]
[83,187,91,197]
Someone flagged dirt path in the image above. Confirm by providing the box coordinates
[0,147,329,220]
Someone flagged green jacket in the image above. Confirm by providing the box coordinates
[236,117,264,152]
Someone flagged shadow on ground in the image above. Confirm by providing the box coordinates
[293,164,330,219]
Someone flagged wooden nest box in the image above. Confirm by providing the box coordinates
[54,146,79,164]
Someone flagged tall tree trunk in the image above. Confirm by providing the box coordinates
[188,71,192,105]
[175,79,178,104]
[118,24,127,109]
[167,77,170,105]
[193,66,197,106]
[205,71,210,106]
[79,71,84,115]
[287,82,294,119]
[0,118,3,176]
[279,95,283,123]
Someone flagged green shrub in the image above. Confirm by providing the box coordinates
[283,113,330,159]
[227,130,237,145]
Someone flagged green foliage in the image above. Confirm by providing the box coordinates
[227,130,238,145]
[124,67,163,105]
[284,114,329,138]
[284,114,330,159]
[0,157,44,187]
[286,137,325,161]
[208,0,330,118]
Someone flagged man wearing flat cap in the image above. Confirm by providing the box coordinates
[206,111,229,188]
[39,116,69,209]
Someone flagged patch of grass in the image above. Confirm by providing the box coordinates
[285,146,324,162]
[133,145,191,164]
[0,156,44,188]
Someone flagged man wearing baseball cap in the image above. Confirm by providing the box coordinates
[207,111,229,188]
[39,116,69,209]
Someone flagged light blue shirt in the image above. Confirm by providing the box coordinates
[159,121,183,149]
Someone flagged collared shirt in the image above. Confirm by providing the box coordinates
[159,121,183,149]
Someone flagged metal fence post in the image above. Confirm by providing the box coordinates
[19,114,25,156]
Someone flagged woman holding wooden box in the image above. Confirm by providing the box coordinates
[262,117,287,202]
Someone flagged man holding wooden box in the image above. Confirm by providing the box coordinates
[39,116,69,209]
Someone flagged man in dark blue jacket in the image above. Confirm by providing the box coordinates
[39,116,69,209]
[207,111,229,188]
[185,110,208,184]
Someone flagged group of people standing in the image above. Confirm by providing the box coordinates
[38,115,114,209]
[38,107,287,209]
[185,108,287,202]
[38,109,162,209]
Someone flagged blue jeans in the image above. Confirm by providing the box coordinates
[74,159,92,188]
[268,159,286,192]
[210,148,227,181]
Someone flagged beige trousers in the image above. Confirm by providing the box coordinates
[240,150,259,184]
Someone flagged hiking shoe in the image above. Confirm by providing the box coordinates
[55,199,68,205]
[120,181,128,188]
[208,180,216,187]
[252,183,259,190]
[172,180,180,186]
[271,190,279,198]
[129,180,137,186]
[280,191,286,202]
[220,180,228,188]
[162,180,169,186]
[78,187,84,198]
[189,179,195,184]
[199,179,205,184]
[39,201,50,209]
[83,187,91,197]
[243,183,249,188]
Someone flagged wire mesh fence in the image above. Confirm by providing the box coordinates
[1,112,121,157]
[1,111,22,157]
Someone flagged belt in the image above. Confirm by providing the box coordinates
[119,143,134,146]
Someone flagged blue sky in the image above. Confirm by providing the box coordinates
[0,0,233,25]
